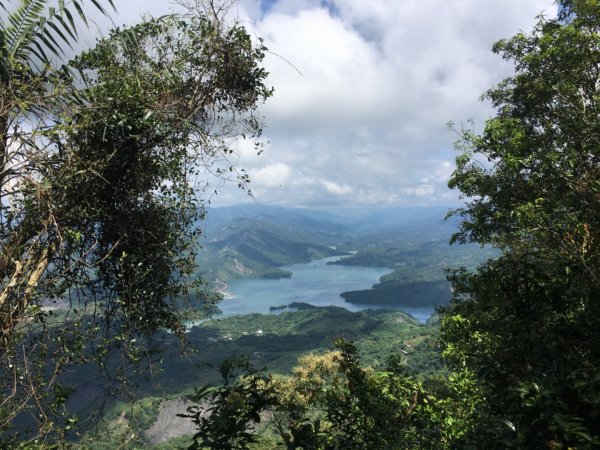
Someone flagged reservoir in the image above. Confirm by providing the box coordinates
[219,256,435,323]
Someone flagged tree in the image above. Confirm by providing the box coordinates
[180,357,278,450]
[442,0,600,447]
[0,1,271,444]
[185,341,485,450]
[0,0,116,342]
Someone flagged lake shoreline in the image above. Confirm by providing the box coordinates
[215,278,235,299]
[216,256,434,322]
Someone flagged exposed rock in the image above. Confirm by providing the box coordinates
[144,399,201,445]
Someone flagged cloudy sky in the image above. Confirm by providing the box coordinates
[94,0,556,209]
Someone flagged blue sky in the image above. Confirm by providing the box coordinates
[259,0,279,12]
[82,0,556,209]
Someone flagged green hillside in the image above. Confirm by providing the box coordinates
[333,220,495,307]
[73,306,442,448]
[196,208,350,282]
[195,205,492,311]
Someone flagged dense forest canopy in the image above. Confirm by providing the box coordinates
[442,0,600,447]
[0,0,271,443]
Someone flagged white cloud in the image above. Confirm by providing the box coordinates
[239,0,556,207]
[321,180,353,196]
[98,0,558,208]
[251,162,291,187]
[401,185,435,198]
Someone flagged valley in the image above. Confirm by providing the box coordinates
[75,306,442,449]
[67,203,490,448]
[195,204,493,319]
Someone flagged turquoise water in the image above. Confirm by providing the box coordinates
[219,256,435,323]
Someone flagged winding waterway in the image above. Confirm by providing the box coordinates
[219,256,435,323]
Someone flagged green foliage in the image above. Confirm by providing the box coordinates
[342,279,450,307]
[0,0,115,82]
[321,340,427,448]
[194,307,440,374]
[180,358,278,450]
[183,340,487,449]
[299,340,485,449]
[21,306,440,448]
[442,1,600,447]
[73,396,164,449]
[0,3,271,443]
[51,306,442,448]
[332,226,495,307]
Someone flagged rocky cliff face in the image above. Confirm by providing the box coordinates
[145,399,201,445]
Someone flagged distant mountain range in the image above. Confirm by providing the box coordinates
[196,204,350,281]
[194,203,492,308]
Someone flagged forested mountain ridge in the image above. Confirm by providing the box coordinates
[336,238,495,306]
[201,204,353,239]
[196,204,493,309]
[193,204,494,312]
[196,206,351,281]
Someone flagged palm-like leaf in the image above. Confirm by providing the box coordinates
[0,0,116,82]
[5,0,46,58]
